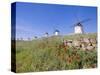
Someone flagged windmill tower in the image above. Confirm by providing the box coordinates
[34,36,38,39]
[72,19,91,34]
[54,29,60,36]
[44,32,49,37]
[52,24,60,36]
[74,23,84,34]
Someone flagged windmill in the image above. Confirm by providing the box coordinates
[72,18,91,34]
[34,36,38,39]
[54,29,60,36]
[44,32,49,37]
[53,24,60,36]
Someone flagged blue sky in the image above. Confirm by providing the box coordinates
[14,2,97,39]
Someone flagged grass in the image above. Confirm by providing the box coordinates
[14,33,97,73]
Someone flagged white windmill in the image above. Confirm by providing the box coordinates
[34,36,38,39]
[54,29,60,36]
[72,19,91,34]
[44,32,49,37]
[74,23,84,34]
[52,24,60,36]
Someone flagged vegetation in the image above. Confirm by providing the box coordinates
[15,33,97,73]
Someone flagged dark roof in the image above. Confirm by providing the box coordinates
[75,23,83,26]
[45,32,48,34]
[55,29,60,32]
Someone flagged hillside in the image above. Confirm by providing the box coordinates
[14,33,97,72]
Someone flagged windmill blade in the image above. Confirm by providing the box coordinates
[70,18,91,28]
[53,24,58,31]
[70,23,78,28]
[79,18,91,24]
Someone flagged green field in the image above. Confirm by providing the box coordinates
[15,33,97,73]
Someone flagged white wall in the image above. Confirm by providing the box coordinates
[74,26,83,34]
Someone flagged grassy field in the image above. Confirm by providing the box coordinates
[15,33,97,73]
